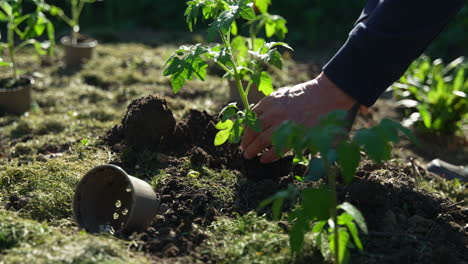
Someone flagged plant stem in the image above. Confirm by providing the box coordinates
[7,18,18,80]
[324,158,339,264]
[220,32,250,111]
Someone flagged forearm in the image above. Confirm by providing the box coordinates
[323,0,465,107]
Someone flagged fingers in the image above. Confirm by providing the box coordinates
[260,147,280,163]
[243,126,275,159]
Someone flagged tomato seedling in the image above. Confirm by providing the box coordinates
[261,110,417,264]
[39,0,101,44]
[164,0,291,146]
[0,0,55,80]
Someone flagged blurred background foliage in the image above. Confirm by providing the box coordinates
[7,0,468,60]
[40,0,467,60]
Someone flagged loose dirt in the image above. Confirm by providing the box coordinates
[105,95,467,263]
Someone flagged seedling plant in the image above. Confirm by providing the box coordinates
[0,0,55,80]
[261,111,416,264]
[164,0,291,146]
[40,0,101,44]
[393,56,468,135]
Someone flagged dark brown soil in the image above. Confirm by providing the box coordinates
[105,95,467,264]
[346,160,467,264]
[116,95,176,151]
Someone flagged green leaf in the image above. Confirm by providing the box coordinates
[338,212,363,251]
[311,220,327,247]
[329,228,350,264]
[301,187,332,221]
[305,157,325,182]
[207,0,255,41]
[353,128,391,163]
[214,119,234,146]
[0,60,11,67]
[255,0,271,14]
[266,41,293,51]
[258,186,296,219]
[0,10,9,21]
[418,105,432,129]
[228,119,244,144]
[289,210,308,252]
[33,40,47,55]
[264,14,288,40]
[244,110,261,132]
[0,2,12,17]
[339,202,368,234]
[257,71,273,96]
[219,103,239,121]
[337,141,360,184]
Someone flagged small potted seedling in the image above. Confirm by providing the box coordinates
[0,1,55,114]
[164,0,292,146]
[45,0,100,66]
[73,164,160,234]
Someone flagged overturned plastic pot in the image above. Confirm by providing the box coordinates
[61,35,98,66]
[0,76,33,114]
[73,164,159,234]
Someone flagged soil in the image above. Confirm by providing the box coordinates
[0,77,32,91]
[105,95,468,263]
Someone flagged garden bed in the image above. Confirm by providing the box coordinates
[0,39,466,263]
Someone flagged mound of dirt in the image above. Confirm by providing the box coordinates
[109,95,176,151]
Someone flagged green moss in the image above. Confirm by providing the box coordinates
[0,210,150,263]
[0,149,109,222]
[418,177,467,204]
[202,212,322,264]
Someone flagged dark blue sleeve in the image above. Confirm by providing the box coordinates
[323,0,465,107]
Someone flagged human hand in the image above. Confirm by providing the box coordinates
[240,72,360,163]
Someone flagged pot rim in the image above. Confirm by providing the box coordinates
[0,76,34,93]
[61,35,98,49]
[73,164,140,233]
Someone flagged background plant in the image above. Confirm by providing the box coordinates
[164,0,292,146]
[393,56,468,136]
[0,0,55,80]
[39,0,100,44]
[260,111,416,264]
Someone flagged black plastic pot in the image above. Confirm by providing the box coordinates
[73,164,160,234]
[61,35,98,66]
[0,76,33,114]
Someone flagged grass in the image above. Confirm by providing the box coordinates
[0,36,465,263]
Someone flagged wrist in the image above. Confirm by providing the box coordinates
[315,71,357,109]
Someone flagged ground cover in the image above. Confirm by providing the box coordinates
[0,38,466,263]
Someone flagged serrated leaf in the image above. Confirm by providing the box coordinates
[219,103,239,121]
[207,0,255,41]
[353,128,390,163]
[228,118,244,144]
[339,202,367,234]
[244,110,261,132]
[337,141,360,184]
[214,119,234,146]
[257,71,273,96]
